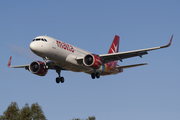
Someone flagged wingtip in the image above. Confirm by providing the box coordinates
[168,34,173,46]
[144,63,148,65]
[7,56,12,67]
[160,35,173,48]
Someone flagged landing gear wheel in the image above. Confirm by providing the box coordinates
[60,77,64,83]
[91,73,95,79]
[96,72,100,78]
[56,77,65,83]
[56,77,60,84]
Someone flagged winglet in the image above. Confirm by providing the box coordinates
[168,34,173,46]
[160,34,173,48]
[7,56,12,67]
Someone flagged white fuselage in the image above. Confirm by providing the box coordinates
[30,36,103,74]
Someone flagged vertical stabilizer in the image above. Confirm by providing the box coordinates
[108,35,120,54]
[107,35,120,66]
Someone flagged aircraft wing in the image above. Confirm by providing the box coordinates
[7,56,64,70]
[7,56,29,68]
[117,63,147,69]
[99,35,173,63]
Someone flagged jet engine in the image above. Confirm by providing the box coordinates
[83,54,102,69]
[29,61,48,76]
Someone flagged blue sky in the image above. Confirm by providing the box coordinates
[0,0,180,120]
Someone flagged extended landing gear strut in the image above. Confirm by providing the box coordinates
[43,57,49,69]
[91,71,100,79]
[55,68,64,84]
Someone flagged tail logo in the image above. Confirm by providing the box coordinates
[111,43,118,53]
[108,35,120,54]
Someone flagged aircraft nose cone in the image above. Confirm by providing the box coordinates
[30,42,38,52]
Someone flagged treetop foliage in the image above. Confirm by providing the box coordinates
[0,102,95,120]
[72,116,96,120]
[0,102,47,120]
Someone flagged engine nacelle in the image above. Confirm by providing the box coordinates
[83,54,102,69]
[29,61,48,76]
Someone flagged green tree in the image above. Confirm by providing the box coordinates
[18,103,32,120]
[31,103,46,120]
[0,102,47,120]
[72,116,96,120]
[88,116,96,120]
[0,102,20,120]
[72,119,80,120]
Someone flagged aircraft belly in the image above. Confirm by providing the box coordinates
[55,60,92,72]
[65,65,91,72]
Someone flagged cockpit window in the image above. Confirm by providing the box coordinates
[32,38,47,42]
[42,39,47,42]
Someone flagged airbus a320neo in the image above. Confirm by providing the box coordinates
[8,35,173,84]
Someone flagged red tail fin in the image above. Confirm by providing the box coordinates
[107,35,120,66]
[108,35,120,54]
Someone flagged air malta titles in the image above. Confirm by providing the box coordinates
[56,40,74,53]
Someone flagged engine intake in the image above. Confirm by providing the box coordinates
[83,54,102,69]
[29,61,48,76]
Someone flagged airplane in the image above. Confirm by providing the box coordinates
[7,35,173,84]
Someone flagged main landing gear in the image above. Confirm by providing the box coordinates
[91,72,100,79]
[55,68,64,84]
[42,57,64,84]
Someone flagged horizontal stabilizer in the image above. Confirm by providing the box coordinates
[117,63,148,69]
